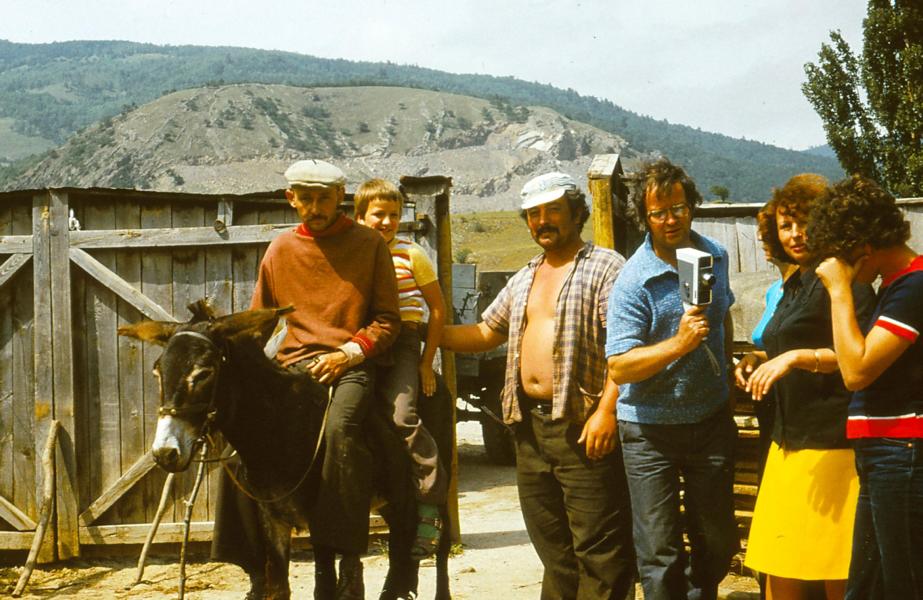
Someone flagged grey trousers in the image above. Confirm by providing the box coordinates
[379,327,447,504]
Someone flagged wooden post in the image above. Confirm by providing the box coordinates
[49,191,79,559]
[434,190,462,544]
[587,154,626,252]
[12,420,59,597]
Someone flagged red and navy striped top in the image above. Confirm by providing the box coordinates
[847,255,923,439]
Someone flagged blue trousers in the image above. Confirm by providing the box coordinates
[619,408,739,600]
[845,437,923,600]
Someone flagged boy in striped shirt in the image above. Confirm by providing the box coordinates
[355,178,448,559]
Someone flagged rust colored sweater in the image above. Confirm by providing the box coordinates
[250,215,401,366]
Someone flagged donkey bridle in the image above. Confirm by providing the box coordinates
[159,329,331,504]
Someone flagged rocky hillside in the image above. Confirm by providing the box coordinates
[11,84,638,212]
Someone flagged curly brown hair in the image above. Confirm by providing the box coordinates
[627,158,702,231]
[807,175,910,259]
[757,173,830,264]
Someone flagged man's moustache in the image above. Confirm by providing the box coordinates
[537,226,558,235]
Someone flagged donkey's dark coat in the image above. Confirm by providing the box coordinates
[120,304,452,600]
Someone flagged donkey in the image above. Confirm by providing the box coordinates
[120,302,452,600]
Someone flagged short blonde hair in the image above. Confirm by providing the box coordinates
[354,178,404,219]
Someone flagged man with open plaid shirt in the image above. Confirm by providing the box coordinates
[443,172,635,600]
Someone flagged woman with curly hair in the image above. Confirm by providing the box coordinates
[737,173,875,600]
[811,175,923,600]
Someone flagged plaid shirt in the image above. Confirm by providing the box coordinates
[482,242,625,424]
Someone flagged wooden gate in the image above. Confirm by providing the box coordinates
[0,187,304,558]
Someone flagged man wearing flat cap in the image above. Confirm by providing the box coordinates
[212,159,400,598]
[443,172,636,599]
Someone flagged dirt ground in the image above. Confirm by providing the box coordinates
[2,421,760,599]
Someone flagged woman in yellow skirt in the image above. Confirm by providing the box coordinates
[734,174,875,599]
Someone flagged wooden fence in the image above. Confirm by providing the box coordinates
[0,183,454,559]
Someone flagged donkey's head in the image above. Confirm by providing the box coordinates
[119,301,292,472]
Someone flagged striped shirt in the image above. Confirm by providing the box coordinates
[847,255,923,439]
[482,242,625,424]
[389,237,437,323]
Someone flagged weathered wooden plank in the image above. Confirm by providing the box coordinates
[77,515,390,545]
[0,531,34,549]
[69,201,92,529]
[735,216,771,273]
[11,200,36,526]
[204,238,233,520]
[31,193,55,562]
[693,218,741,274]
[231,205,260,314]
[80,199,121,528]
[70,248,176,322]
[80,522,213,545]
[140,203,174,522]
[0,204,14,501]
[0,234,31,253]
[114,199,146,530]
[0,253,31,291]
[78,451,156,527]
[0,493,37,530]
[48,191,79,558]
[69,223,290,249]
[171,202,208,522]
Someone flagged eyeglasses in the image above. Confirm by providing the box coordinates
[647,203,690,223]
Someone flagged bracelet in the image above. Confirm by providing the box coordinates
[812,349,820,373]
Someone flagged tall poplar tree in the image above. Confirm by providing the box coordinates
[803,0,923,197]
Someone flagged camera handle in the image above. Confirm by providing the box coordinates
[682,302,722,376]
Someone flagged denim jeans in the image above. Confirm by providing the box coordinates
[618,408,739,600]
[845,437,923,600]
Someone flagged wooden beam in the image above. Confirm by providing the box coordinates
[0,253,31,292]
[69,223,291,250]
[48,191,79,559]
[69,248,177,322]
[0,494,37,531]
[0,234,31,254]
[31,193,55,563]
[587,154,624,251]
[79,451,157,527]
[78,516,389,545]
[0,531,33,550]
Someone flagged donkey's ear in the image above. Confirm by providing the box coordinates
[118,320,179,345]
[212,306,294,348]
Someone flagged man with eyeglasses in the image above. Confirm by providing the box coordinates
[605,158,738,600]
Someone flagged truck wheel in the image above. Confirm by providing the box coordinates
[482,417,516,466]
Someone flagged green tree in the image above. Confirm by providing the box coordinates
[803,1,923,196]
[709,185,730,201]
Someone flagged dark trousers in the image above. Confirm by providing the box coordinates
[515,403,636,600]
[306,364,374,555]
[618,408,739,600]
[845,437,923,600]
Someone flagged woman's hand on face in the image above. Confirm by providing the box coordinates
[816,255,863,291]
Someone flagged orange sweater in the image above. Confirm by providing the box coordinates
[250,215,400,366]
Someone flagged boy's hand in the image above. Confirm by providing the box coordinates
[419,363,436,397]
[816,255,863,291]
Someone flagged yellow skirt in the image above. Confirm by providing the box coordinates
[744,442,858,580]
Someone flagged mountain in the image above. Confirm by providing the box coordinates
[0,39,843,200]
[803,144,837,158]
[10,84,634,212]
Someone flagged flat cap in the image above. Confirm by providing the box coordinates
[284,159,346,188]
[520,172,578,210]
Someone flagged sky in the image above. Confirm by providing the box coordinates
[1,0,868,151]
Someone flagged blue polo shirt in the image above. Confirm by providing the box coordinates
[605,232,734,424]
